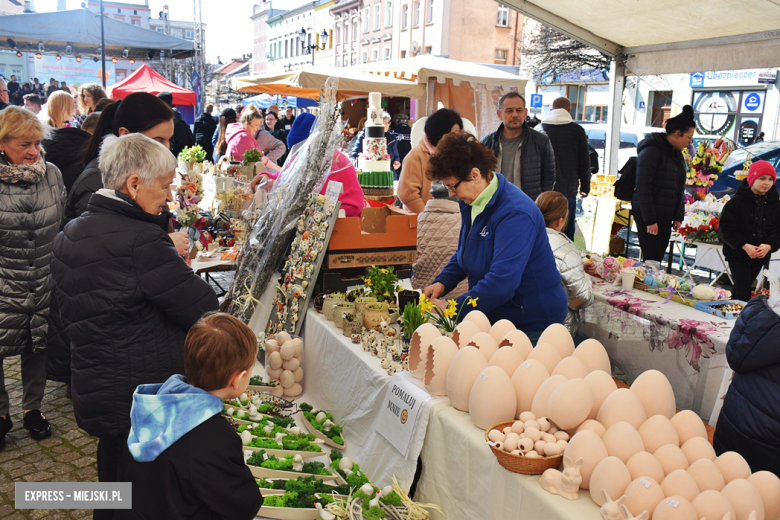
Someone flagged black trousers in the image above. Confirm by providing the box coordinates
[633,213,673,263]
[94,432,127,520]
[728,259,766,301]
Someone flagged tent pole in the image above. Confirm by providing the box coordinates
[605,59,625,176]
[100,0,106,88]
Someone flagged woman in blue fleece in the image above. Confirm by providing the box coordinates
[423,131,567,340]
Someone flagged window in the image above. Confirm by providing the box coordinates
[372,49,379,62]
[117,8,121,13]
[12,69,22,78]
[133,9,138,15]
[363,8,370,32]
[131,18,140,26]
[335,25,340,44]
[335,56,340,67]
[362,51,368,63]
[426,0,433,23]
[156,28,164,33]
[424,45,432,54]
[375,4,381,30]
[401,50,407,58]
[185,30,194,39]
[413,1,420,26]
[402,5,408,29]
[345,24,349,44]
[384,47,391,60]
[285,40,288,58]
[497,6,509,27]
[494,49,507,64]
[353,21,358,40]
[386,1,392,26]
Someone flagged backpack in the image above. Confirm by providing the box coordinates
[613,157,637,201]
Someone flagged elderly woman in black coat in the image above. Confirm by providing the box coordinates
[51,133,218,510]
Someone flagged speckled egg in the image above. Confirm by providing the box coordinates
[552,356,589,380]
[654,444,689,476]
[597,388,647,430]
[467,332,500,362]
[686,458,725,492]
[720,479,766,520]
[626,451,666,486]
[469,366,517,430]
[585,370,618,421]
[446,346,489,412]
[623,477,664,520]
[546,378,593,431]
[602,422,645,464]
[669,410,707,446]
[499,329,533,360]
[715,451,752,484]
[563,430,609,489]
[537,323,575,358]
[747,471,780,520]
[511,359,550,418]
[530,374,568,420]
[589,456,632,506]
[652,496,698,520]
[639,415,680,454]
[691,490,735,520]
[452,320,481,348]
[576,419,607,438]
[660,469,700,502]
[572,338,611,373]
[527,342,563,374]
[630,370,676,419]
[463,310,491,333]
[488,319,516,344]
[489,346,524,378]
[679,436,715,465]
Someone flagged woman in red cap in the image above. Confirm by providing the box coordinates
[719,160,780,300]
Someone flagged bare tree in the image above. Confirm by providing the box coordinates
[521,23,611,82]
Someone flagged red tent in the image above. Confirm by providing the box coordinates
[107,64,196,106]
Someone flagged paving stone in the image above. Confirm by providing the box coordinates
[72,457,94,469]
[80,445,97,457]
[0,504,13,516]
[75,467,96,480]
[54,452,81,464]
[60,430,82,442]
[22,470,53,482]
[69,438,91,449]
[7,464,35,479]
[50,465,72,476]
[1,460,25,472]
[31,459,54,471]
[38,438,62,448]
[51,446,70,455]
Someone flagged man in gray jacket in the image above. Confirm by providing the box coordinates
[481,91,555,201]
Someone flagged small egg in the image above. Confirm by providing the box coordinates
[493,441,503,451]
[505,432,520,443]
[524,420,541,431]
[538,417,551,432]
[518,438,534,453]
[266,339,279,348]
[293,367,303,383]
[519,411,537,422]
[280,370,295,388]
[544,442,562,456]
[534,440,546,454]
[503,426,513,436]
[524,427,541,442]
[267,367,283,380]
[266,341,281,354]
[542,434,557,443]
[548,425,559,434]
[504,436,519,452]
[556,439,568,451]
[291,338,304,357]
[488,429,506,443]
[276,332,292,344]
[280,340,296,361]
[526,450,540,458]
[282,357,300,371]
[554,431,570,441]
[283,383,302,397]
[511,421,525,434]
[268,351,283,370]
[510,450,522,456]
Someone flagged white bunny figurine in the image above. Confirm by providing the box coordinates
[600,490,627,520]
[539,455,583,500]
[619,504,649,520]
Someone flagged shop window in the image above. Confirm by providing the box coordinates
[651,91,673,127]
[497,6,509,27]
[494,49,507,64]
[375,4,380,30]
[384,47,390,60]
[584,105,608,123]
[372,49,379,62]
[566,85,586,120]
[401,50,407,58]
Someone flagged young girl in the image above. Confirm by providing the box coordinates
[536,191,593,338]
[720,160,780,301]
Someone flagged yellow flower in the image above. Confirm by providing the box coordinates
[384,292,391,297]
[365,279,372,286]
[380,268,389,274]
[447,299,458,308]
[443,307,456,318]
[467,297,479,308]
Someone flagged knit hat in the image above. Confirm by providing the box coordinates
[286,112,316,148]
[220,107,236,119]
[747,160,776,187]
[156,92,173,107]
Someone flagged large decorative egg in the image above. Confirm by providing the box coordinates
[715,451,751,484]
[576,419,607,438]
[293,367,303,383]
[585,370,618,420]
[451,320,481,348]
[282,357,300,371]
[654,444,689,476]
[292,337,304,357]
[266,338,280,353]
[563,430,609,489]
[488,319,515,344]
[598,388,647,430]
[652,496,698,520]
[747,471,780,520]
[463,310,491,333]
[720,479,766,520]
[499,329,533,360]
[467,332,500,362]
[623,476,664,520]
[679,436,715,465]
[660,469,700,502]
[691,490,735,520]
[423,336,460,396]
[602,422,645,464]
[267,367,283,380]
[669,410,707,446]
[546,378,593,431]
[527,342,562,374]
[687,458,725,492]
[409,323,442,379]
[626,451,666,484]
[283,383,302,397]
[552,357,589,379]
[589,456,632,506]
[630,370,676,419]
[537,323,575,358]
[280,370,295,388]
[446,346,489,412]
[489,346,523,378]
[639,415,680,454]
[469,366,517,430]
[530,374,568,419]
[572,338,611,373]
[511,359,550,418]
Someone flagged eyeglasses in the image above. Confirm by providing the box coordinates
[444,178,464,192]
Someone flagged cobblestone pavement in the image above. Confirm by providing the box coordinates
[0,357,96,519]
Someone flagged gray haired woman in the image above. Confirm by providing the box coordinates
[51,133,218,507]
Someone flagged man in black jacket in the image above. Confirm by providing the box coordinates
[481,92,555,201]
[540,97,591,240]
[157,91,195,158]
[193,104,217,159]
[393,112,412,177]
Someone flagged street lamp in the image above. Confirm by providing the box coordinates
[299,27,329,66]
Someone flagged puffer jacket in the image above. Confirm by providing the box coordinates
[253,128,286,163]
[546,228,593,336]
[0,158,65,357]
[41,127,90,193]
[171,110,195,160]
[631,132,686,226]
[412,198,468,299]
[481,121,556,201]
[713,296,780,474]
[51,191,219,438]
[719,180,780,262]
[64,157,100,225]
[540,109,591,197]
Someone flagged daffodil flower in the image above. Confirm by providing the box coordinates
[467,297,479,308]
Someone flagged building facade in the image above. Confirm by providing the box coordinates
[331,0,360,68]
[251,1,287,76]
[313,0,336,68]
[266,2,319,76]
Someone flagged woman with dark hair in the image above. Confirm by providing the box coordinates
[423,131,567,339]
[631,105,695,262]
[213,108,237,163]
[398,108,463,214]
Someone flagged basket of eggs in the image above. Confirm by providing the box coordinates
[485,412,569,475]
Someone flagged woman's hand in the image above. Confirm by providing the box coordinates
[423,282,445,300]
[673,221,681,231]
[169,231,190,256]
[647,224,658,235]
[431,298,448,311]
[583,261,598,275]
[393,161,401,170]
[756,244,771,258]
[250,174,271,193]
[743,244,760,258]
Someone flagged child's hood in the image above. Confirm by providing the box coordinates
[126,374,224,462]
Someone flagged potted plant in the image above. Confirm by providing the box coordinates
[346,286,366,303]
[242,148,264,177]
[397,289,420,314]
[313,293,325,313]
[400,302,426,352]
[178,144,207,171]
[363,301,390,331]
[419,294,478,336]
[354,295,377,321]
[333,301,355,329]
[362,265,398,305]
[342,313,361,337]
[322,292,345,321]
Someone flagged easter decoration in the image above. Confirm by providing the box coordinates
[264,331,304,398]
[299,402,346,449]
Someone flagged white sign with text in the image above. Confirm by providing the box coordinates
[374,375,432,458]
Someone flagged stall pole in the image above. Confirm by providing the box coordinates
[605,59,625,176]
[99,0,106,88]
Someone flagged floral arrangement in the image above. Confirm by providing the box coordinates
[678,216,719,243]
[176,170,204,227]
[215,186,253,212]
[242,148,264,165]
[362,265,398,303]
[178,144,207,164]
[683,138,732,188]
[419,294,478,333]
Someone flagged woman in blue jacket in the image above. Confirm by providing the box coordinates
[423,131,567,340]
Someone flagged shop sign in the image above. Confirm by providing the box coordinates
[375,376,431,457]
[689,69,777,88]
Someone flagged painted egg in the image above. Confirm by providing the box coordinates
[660,469,700,502]
[499,329,533,360]
[276,331,292,344]
[576,419,607,438]
[679,436,715,465]
[652,496,698,520]
[654,444,689,476]
[602,422,645,464]
[293,367,303,383]
[282,357,300,371]
[572,338,611,373]
[446,346,489,412]
[527,342,563,374]
[467,332,499,362]
[292,338,304,357]
[590,456,632,506]
[409,323,442,379]
[546,378,593,431]
[518,437,534,453]
[639,415,680,454]
[747,471,780,520]
[623,477,664,520]
[537,323,575,358]
[268,351,283,370]
[714,451,751,484]
[691,490,735,520]
[720,479,766,520]
[280,340,296,361]
[630,370,676,419]
[266,367,283,380]
[585,370,618,420]
[552,357,589,380]
[468,366,517,430]
[283,383,302,397]
[488,319,516,344]
[424,336,460,396]
[563,430,609,489]
[511,359,550,418]
[669,410,707,446]
[280,370,295,388]
[598,388,647,430]
[687,458,725,492]
[463,310,491,333]
[626,451,666,484]
[530,374,568,419]
[489,346,524,378]
[452,320,481,348]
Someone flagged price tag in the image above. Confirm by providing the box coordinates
[522,361,531,368]
[324,181,343,206]
[262,452,269,461]
[639,478,651,489]
[480,373,487,380]
[666,498,679,508]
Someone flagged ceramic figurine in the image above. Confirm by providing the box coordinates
[389,344,401,362]
[377,345,387,359]
[619,505,648,520]
[599,490,627,520]
[351,334,361,344]
[291,454,304,472]
[539,455,584,500]
[381,358,391,369]
[387,365,397,376]
[402,357,409,371]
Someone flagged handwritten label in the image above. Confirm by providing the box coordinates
[522,361,531,368]
[325,181,343,206]
[665,498,679,508]
[639,478,651,489]
[374,375,432,458]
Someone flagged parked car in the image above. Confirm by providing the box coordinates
[710,140,780,195]
[581,124,659,173]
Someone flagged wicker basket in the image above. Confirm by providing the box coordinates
[485,421,564,475]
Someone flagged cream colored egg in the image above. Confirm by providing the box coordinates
[266,339,281,354]
[503,426,513,436]
[626,451,666,484]
[488,429,506,443]
[537,323,575,358]
[669,410,707,446]
[687,458,725,492]
[282,357,300,371]
[424,336,460,396]
[409,323,442,379]
[552,356,589,380]
[452,320,481,348]
[554,430,569,441]
[267,367,283,380]
[572,338,611,373]
[691,490,735,520]
[721,479,766,520]
[489,346,523,378]
[563,430,609,489]
[597,388,647,430]
[652,496,698,520]
[679,436,715,465]
[268,385,284,397]
[468,366,516,429]
[283,383,302,397]
[488,319,516,344]
[504,436,519,452]
[747,471,780,520]
[519,411,537,422]
[548,425,558,434]
[446,346,489,412]
[542,433,556,443]
[556,439,568,451]
[524,419,541,431]
[584,370,618,421]
[538,417,551,431]
[530,374,568,419]
[590,456,632,506]
[631,370,676,419]
[544,442,561,456]
[654,444,689,476]
[576,419,607,438]
[546,378,593,431]
[280,370,295,388]
[526,450,540,458]
[276,332,292,344]
[602,422,645,464]
[293,367,303,383]
[623,477,664,520]
[518,437,534,453]
[467,332,500,362]
[463,310,491,333]
[499,329,533,360]
[534,440,546,454]
[660,469,700,502]
[715,451,752,484]
[505,432,519,443]
[527,342,563,374]
[266,338,279,348]
[639,415,680,454]
[511,360,549,418]
[511,421,524,434]
[280,340,296,361]
[510,449,522,456]
[292,337,304,357]
[268,351,283,370]
[524,426,541,442]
